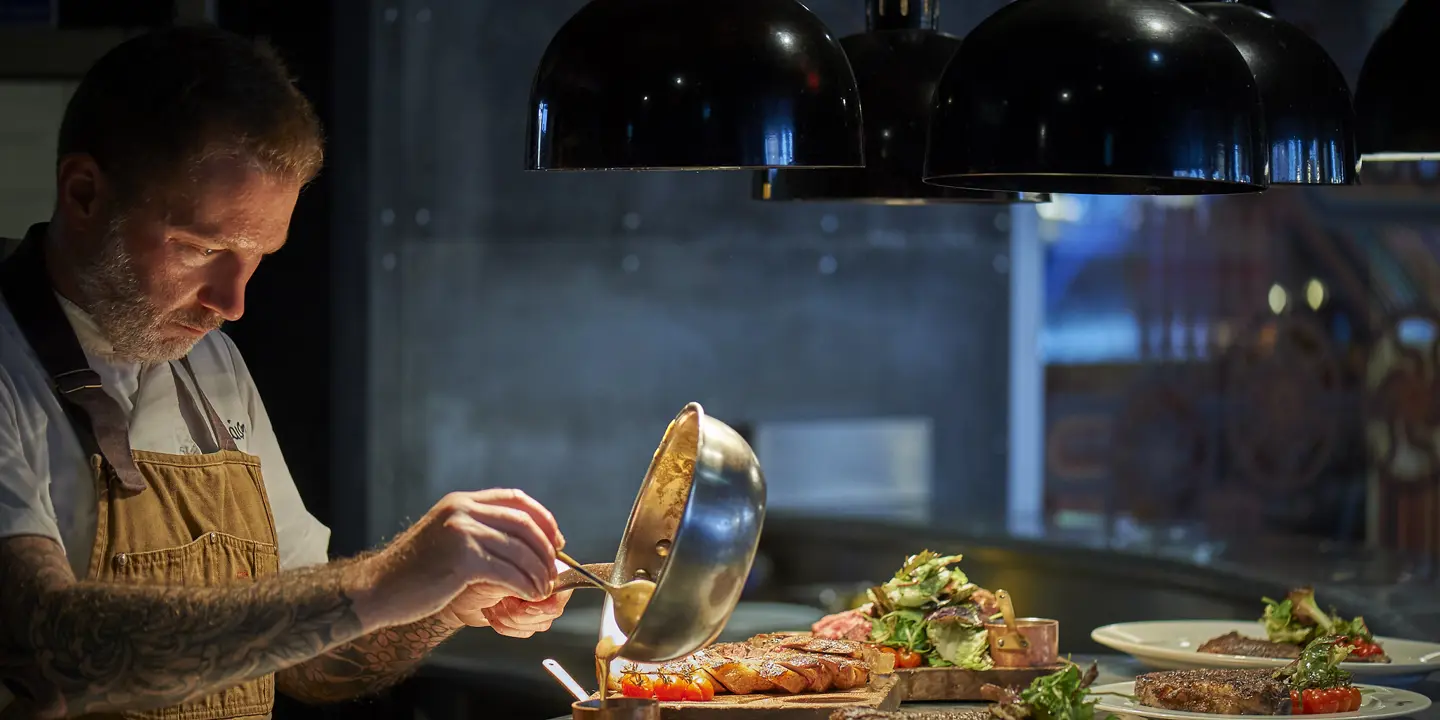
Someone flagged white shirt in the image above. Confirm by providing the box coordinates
[0,293,331,578]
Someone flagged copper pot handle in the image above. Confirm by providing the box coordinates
[556,562,615,592]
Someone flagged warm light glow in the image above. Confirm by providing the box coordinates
[1305,279,1326,310]
[1035,194,1085,223]
[1268,284,1288,314]
[1360,152,1440,164]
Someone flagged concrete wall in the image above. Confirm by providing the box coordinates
[362,0,1017,552]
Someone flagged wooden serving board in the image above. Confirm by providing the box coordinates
[656,675,901,720]
[896,665,1065,702]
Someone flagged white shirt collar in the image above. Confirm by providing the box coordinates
[54,293,117,358]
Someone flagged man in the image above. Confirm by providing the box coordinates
[0,25,572,719]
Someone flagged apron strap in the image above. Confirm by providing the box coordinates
[0,225,147,494]
[170,357,239,453]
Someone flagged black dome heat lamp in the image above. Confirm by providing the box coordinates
[1355,0,1440,164]
[1182,0,1356,185]
[754,0,1049,205]
[923,0,1267,195]
[525,0,865,171]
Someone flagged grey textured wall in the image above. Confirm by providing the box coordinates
[362,0,1016,552]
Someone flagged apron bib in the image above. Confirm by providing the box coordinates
[0,224,280,720]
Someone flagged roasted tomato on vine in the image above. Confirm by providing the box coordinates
[652,673,690,702]
[619,668,653,699]
[685,672,716,701]
[895,648,924,669]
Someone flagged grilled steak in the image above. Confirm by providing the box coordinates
[669,640,873,695]
[1135,669,1290,715]
[1198,632,1392,663]
[1198,632,1301,659]
[831,711,989,720]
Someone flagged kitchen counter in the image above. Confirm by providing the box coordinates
[540,655,1440,720]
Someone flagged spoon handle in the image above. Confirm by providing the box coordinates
[542,658,590,702]
[996,589,1030,649]
[557,550,611,590]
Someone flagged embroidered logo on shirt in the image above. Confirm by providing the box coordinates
[227,421,247,441]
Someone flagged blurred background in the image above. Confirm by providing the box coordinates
[2,0,1437,717]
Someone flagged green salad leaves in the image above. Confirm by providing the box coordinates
[866,550,994,670]
[1262,588,1372,646]
[988,662,1113,720]
[1274,636,1354,691]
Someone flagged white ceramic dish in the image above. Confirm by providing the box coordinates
[1091,620,1440,678]
[1090,681,1431,720]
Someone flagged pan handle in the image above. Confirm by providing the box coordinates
[555,562,615,592]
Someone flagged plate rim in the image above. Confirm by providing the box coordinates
[1089,620,1440,673]
[1089,680,1432,720]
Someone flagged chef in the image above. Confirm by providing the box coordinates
[0,25,571,719]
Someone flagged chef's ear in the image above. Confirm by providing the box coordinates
[55,153,107,223]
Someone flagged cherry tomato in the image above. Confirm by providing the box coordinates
[619,671,653,699]
[1343,687,1363,712]
[1291,690,1302,714]
[1352,641,1383,659]
[1301,688,1341,715]
[687,672,716,701]
[878,647,899,657]
[895,649,924,669]
[653,674,690,702]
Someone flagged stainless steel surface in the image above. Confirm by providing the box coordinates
[557,563,614,592]
[543,658,590,702]
[558,402,766,663]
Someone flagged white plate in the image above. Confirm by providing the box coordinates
[1091,681,1432,720]
[1091,621,1440,677]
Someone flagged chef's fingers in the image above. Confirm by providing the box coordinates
[475,527,552,600]
[503,614,558,631]
[492,598,558,626]
[471,488,564,550]
[462,581,512,604]
[465,498,557,580]
[519,589,572,616]
[505,618,555,633]
[451,516,546,599]
[485,610,537,638]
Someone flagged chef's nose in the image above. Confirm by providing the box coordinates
[199,261,250,322]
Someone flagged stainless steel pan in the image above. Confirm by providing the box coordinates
[555,402,765,663]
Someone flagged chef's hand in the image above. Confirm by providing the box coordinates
[356,489,564,631]
[447,582,573,638]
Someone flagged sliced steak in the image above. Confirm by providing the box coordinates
[1135,668,1290,715]
[1198,632,1302,659]
[776,636,866,658]
[757,660,809,694]
[773,652,837,692]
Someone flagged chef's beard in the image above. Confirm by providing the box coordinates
[71,216,224,363]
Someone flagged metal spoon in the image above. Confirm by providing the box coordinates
[556,550,656,635]
[995,589,1030,649]
[543,658,590,702]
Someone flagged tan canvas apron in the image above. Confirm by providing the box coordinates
[0,224,281,720]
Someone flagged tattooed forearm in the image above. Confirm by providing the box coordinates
[276,611,464,704]
[0,535,371,717]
